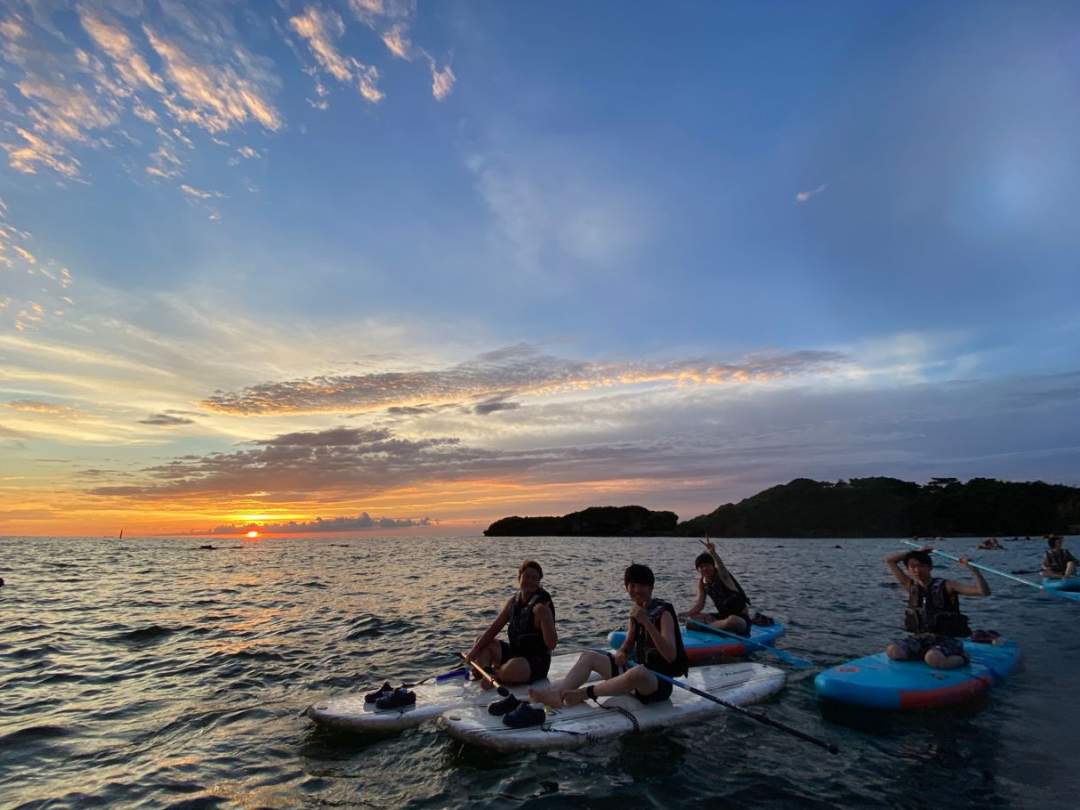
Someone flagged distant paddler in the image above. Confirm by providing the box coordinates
[679,537,752,637]
[883,547,990,670]
[1041,535,1077,579]
[464,559,557,690]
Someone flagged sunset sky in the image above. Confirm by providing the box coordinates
[2,1,1080,536]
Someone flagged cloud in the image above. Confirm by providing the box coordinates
[138,413,196,426]
[289,6,352,82]
[144,26,282,133]
[381,23,411,60]
[201,344,848,415]
[209,511,431,534]
[795,183,827,204]
[79,9,165,94]
[7,399,80,418]
[473,395,521,415]
[3,126,82,177]
[289,5,383,103]
[430,61,454,101]
[179,183,224,199]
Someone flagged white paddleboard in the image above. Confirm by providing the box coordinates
[438,661,786,750]
[305,653,593,733]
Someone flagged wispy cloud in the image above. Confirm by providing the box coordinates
[7,399,80,418]
[79,9,165,94]
[429,60,454,101]
[795,183,827,204]
[144,26,282,133]
[381,23,411,60]
[202,344,848,414]
[179,183,224,199]
[138,412,195,426]
[289,5,383,104]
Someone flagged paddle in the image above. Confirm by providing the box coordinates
[649,669,839,754]
[458,653,512,697]
[687,619,813,669]
[901,541,1080,602]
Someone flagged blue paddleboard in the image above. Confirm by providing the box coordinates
[814,639,1020,710]
[1042,576,1080,592]
[607,623,785,664]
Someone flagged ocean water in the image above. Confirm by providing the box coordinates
[2,534,1079,808]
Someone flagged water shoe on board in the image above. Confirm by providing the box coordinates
[502,704,546,728]
[364,681,394,704]
[375,687,416,710]
[487,694,522,716]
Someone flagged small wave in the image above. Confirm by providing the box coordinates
[108,625,180,644]
[0,724,69,745]
[344,615,413,640]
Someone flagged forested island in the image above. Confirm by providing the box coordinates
[484,477,1080,538]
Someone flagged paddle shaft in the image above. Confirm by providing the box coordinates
[650,670,839,754]
[406,666,468,687]
[900,540,1044,591]
[458,653,511,696]
[687,619,812,669]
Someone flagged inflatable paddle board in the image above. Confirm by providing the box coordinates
[306,653,594,733]
[607,623,785,664]
[1042,576,1080,592]
[814,638,1020,710]
[438,661,786,750]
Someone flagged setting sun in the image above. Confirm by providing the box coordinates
[245,530,259,539]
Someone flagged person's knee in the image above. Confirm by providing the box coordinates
[886,644,905,660]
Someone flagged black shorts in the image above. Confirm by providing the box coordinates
[499,640,551,680]
[603,652,674,704]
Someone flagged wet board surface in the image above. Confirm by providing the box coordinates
[607,623,785,664]
[438,661,786,750]
[813,639,1021,710]
[306,653,592,733]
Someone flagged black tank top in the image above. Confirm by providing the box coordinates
[703,575,749,619]
[632,598,689,677]
[905,578,970,637]
[508,587,553,657]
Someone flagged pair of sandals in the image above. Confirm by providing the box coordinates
[365,681,416,710]
[488,693,545,728]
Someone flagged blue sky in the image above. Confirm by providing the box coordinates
[2,1,1079,534]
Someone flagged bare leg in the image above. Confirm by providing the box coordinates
[710,615,748,635]
[1067,561,1077,577]
[529,651,612,707]
[924,649,966,669]
[495,656,533,685]
[885,643,909,661]
[561,664,658,706]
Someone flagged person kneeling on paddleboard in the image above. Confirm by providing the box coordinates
[465,559,557,689]
[679,537,752,636]
[883,548,990,670]
[1041,535,1077,579]
[529,563,689,714]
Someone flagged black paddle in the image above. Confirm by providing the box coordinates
[650,670,839,754]
[458,652,512,697]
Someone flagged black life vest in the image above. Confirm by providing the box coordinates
[703,573,750,619]
[632,598,689,677]
[507,587,553,657]
[904,577,970,638]
[1044,548,1075,574]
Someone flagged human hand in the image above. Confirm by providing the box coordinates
[612,649,628,668]
[630,603,650,625]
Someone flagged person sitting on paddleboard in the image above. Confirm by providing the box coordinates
[464,559,557,685]
[1041,535,1077,579]
[883,548,990,670]
[679,537,751,636]
[529,563,689,710]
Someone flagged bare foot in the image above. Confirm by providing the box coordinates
[528,686,561,708]
[561,688,587,707]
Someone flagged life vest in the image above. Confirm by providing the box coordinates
[632,598,689,677]
[507,587,553,657]
[904,577,970,638]
[703,573,750,620]
[1044,548,1075,574]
